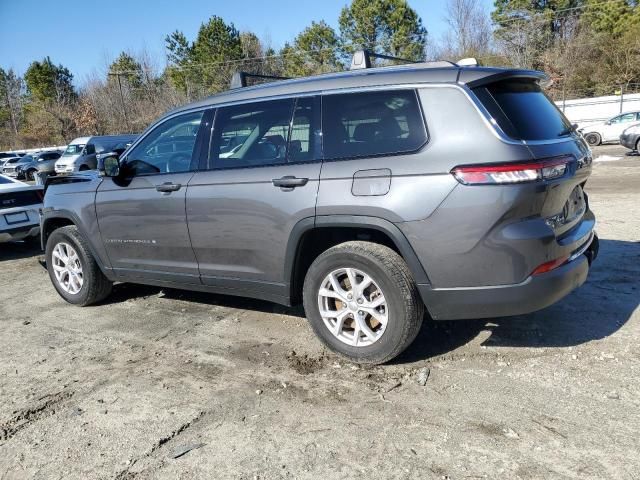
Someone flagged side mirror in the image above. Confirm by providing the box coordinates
[98,154,120,177]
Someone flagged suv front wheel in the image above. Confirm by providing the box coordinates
[45,225,113,306]
[303,241,424,364]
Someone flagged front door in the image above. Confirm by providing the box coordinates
[602,112,639,142]
[187,97,322,301]
[96,109,210,283]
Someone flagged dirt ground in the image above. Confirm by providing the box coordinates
[1,145,638,480]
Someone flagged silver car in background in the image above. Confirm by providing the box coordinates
[54,135,138,174]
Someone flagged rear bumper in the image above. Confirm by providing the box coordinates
[0,224,40,242]
[420,233,598,320]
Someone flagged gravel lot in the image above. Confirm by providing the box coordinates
[1,145,639,480]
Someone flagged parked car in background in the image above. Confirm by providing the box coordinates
[579,111,640,146]
[17,150,63,180]
[2,154,35,177]
[620,123,640,152]
[0,174,43,243]
[42,54,599,364]
[0,156,21,168]
[0,152,24,161]
[54,135,138,174]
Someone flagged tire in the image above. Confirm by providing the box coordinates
[26,169,36,181]
[635,138,640,152]
[584,132,601,146]
[45,225,112,306]
[302,241,424,364]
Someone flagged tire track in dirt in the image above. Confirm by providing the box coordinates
[0,390,74,441]
[113,410,207,480]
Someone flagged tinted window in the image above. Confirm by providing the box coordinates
[289,97,318,162]
[474,79,572,141]
[211,99,294,169]
[322,90,426,160]
[124,111,204,176]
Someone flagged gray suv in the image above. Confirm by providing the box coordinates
[40,53,599,364]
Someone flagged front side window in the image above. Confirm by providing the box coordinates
[211,99,294,169]
[322,90,427,160]
[123,111,204,176]
[611,113,636,124]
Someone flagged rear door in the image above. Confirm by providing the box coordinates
[186,96,322,300]
[96,109,211,283]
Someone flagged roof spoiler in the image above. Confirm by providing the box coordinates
[459,69,549,88]
[230,71,289,89]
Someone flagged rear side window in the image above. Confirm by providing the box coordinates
[322,90,427,160]
[473,79,572,141]
[211,99,294,169]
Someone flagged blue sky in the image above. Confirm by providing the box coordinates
[0,0,493,84]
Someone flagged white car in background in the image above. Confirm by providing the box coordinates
[0,174,43,243]
[579,111,640,146]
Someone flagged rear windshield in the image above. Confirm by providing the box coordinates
[473,79,572,141]
[0,176,13,184]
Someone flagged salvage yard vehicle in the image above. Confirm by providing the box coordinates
[0,174,43,243]
[54,135,138,174]
[620,123,640,153]
[40,51,599,364]
[17,150,62,180]
[579,111,640,146]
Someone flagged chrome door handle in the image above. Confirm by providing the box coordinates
[156,182,182,193]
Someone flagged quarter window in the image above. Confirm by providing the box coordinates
[322,90,427,160]
[123,111,204,176]
[211,99,294,169]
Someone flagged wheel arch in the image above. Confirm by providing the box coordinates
[285,215,430,305]
[41,212,114,281]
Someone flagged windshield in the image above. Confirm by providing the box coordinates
[17,155,34,163]
[63,144,85,156]
[473,79,573,140]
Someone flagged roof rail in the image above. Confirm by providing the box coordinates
[230,71,290,89]
[349,49,418,70]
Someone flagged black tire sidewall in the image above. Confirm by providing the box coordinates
[303,250,412,363]
[585,133,600,146]
[46,229,92,304]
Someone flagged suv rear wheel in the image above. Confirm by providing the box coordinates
[303,241,424,364]
[45,225,112,306]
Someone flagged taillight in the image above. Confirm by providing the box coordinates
[451,156,572,185]
[531,255,569,276]
[34,189,45,202]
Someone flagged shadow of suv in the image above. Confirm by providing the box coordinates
[40,51,599,364]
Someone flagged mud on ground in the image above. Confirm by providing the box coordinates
[0,145,639,479]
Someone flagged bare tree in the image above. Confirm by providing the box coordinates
[442,0,493,59]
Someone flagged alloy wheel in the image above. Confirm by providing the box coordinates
[317,267,388,347]
[51,242,84,294]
